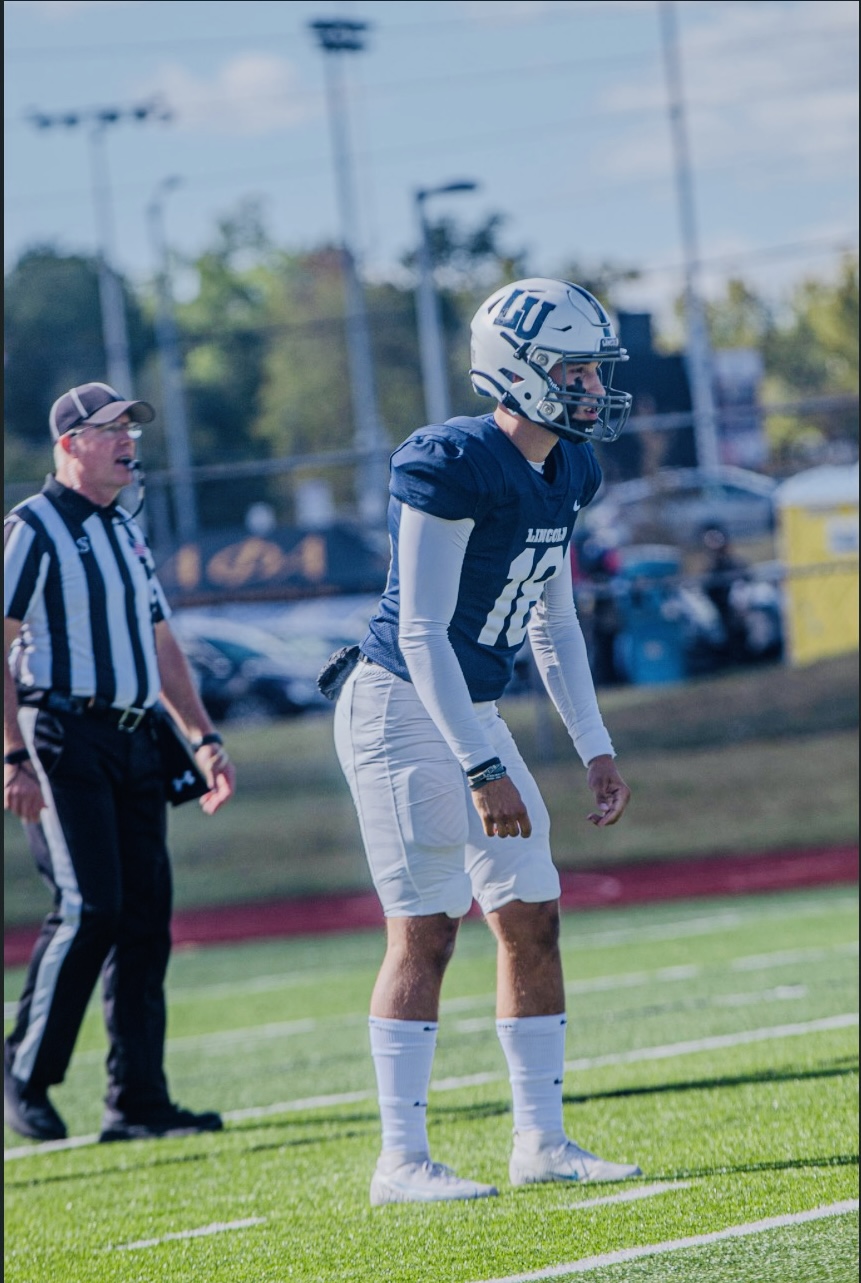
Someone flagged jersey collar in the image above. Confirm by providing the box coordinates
[43,474,118,522]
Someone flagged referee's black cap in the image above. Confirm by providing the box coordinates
[50,383,156,441]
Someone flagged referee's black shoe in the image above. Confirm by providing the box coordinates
[98,1101,224,1143]
[4,1054,67,1142]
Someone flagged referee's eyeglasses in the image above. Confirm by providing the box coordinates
[69,422,142,440]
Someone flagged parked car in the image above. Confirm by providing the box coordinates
[169,613,335,722]
[577,466,778,551]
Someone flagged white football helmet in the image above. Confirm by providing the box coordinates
[469,278,632,444]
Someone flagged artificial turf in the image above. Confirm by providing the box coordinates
[4,887,858,1282]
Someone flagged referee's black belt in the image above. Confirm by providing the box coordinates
[18,690,154,732]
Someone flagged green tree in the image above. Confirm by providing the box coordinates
[695,259,858,467]
[174,201,275,528]
[403,211,530,421]
[4,246,152,476]
[250,246,358,516]
[705,277,773,351]
[252,214,527,519]
[763,256,858,465]
[765,255,858,395]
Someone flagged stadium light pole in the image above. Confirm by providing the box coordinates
[309,16,388,526]
[27,98,172,397]
[147,176,199,547]
[658,1,720,470]
[415,181,478,425]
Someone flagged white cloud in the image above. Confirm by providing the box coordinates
[464,0,651,22]
[142,54,312,137]
[598,0,858,186]
[6,0,141,13]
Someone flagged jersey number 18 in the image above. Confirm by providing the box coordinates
[478,544,565,649]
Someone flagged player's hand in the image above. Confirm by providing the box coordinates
[470,774,532,839]
[586,754,630,827]
[195,743,236,815]
[4,761,46,824]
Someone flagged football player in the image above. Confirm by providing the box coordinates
[333,279,642,1204]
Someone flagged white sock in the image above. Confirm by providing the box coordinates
[368,1016,438,1167]
[496,1013,567,1149]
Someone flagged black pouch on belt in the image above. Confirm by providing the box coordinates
[316,644,361,701]
[150,705,210,806]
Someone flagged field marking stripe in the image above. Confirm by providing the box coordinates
[563,1012,859,1072]
[5,1012,857,1161]
[111,1217,265,1252]
[4,1132,99,1159]
[732,941,858,972]
[468,1200,860,1283]
[545,1180,690,1212]
[225,1088,376,1121]
[6,939,856,1032]
[433,1012,859,1091]
[454,986,815,1033]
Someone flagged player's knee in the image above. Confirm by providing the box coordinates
[490,898,561,955]
[535,901,561,954]
[421,916,459,976]
[418,915,460,975]
[386,913,460,976]
[437,918,459,969]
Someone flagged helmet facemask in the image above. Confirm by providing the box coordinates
[523,349,633,444]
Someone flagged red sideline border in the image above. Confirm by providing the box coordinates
[4,846,857,968]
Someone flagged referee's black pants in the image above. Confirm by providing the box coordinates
[6,706,174,1116]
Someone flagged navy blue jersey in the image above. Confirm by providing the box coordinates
[362,414,601,701]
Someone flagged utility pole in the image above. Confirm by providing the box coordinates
[28,99,172,396]
[659,1,720,470]
[147,176,199,546]
[415,181,478,424]
[309,17,387,526]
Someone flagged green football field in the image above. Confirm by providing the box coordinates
[4,885,858,1283]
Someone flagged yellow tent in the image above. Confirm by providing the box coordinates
[775,464,859,666]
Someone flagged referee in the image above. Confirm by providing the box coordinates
[4,382,235,1144]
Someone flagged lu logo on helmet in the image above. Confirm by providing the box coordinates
[493,290,557,341]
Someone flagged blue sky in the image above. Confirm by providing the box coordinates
[4,0,858,329]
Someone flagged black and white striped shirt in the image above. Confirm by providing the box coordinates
[4,476,171,709]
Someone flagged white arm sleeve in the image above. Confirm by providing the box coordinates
[397,504,499,772]
[527,569,615,766]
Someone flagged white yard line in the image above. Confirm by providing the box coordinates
[562,1013,858,1073]
[454,986,813,1033]
[225,1088,376,1121]
[111,1217,265,1252]
[54,941,861,1063]
[542,1180,690,1213]
[5,1132,100,1159]
[6,1011,857,1162]
[64,1015,366,1066]
[467,1200,859,1283]
[731,941,858,971]
[5,940,855,1027]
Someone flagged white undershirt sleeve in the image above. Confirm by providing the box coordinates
[527,570,615,766]
[397,504,498,772]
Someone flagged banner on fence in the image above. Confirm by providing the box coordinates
[155,524,388,606]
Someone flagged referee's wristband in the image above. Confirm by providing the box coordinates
[4,748,31,767]
[191,732,224,752]
[467,757,508,790]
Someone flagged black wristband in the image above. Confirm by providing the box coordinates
[4,748,31,766]
[466,757,501,779]
[467,760,508,790]
[192,732,223,752]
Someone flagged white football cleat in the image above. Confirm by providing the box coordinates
[510,1138,641,1186]
[370,1158,499,1206]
